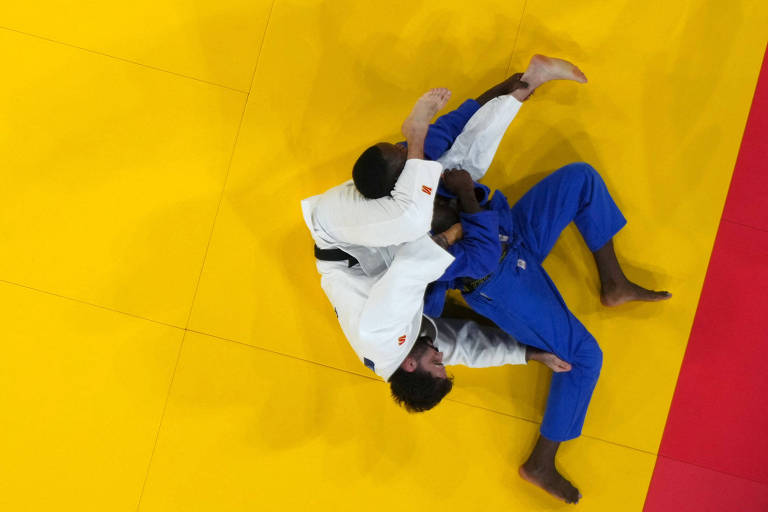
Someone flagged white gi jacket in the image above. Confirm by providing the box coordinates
[302,96,525,380]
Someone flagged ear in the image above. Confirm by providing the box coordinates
[400,356,418,373]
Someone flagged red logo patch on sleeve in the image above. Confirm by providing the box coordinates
[421,185,432,195]
[398,335,407,345]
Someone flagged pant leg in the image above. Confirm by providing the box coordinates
[510,162,627,264]
[437,96,523,181]
[464,251,602,441]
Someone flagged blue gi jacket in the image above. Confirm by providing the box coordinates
[423,181,516,317]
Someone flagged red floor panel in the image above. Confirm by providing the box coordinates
[722,45,768,231]
[644,456,768,512]
[646,44,768,510]
[658,220,768,484]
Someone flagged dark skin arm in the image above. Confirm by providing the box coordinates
[442,168,482,213]
[431,168,479,248]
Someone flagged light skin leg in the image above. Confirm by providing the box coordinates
[401,88,452,159]
[512,54,588,101]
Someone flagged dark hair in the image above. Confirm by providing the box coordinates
[353,145,394,199]
[389,339,454,413]
[389,368,453,412]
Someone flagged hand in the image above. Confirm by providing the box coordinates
[526,347,572,373]
[441,168,474,195]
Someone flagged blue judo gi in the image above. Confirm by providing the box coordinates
[423,163,627,442]
[417,100,626,441]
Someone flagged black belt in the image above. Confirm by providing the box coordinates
[314,245,359,267]
[461,243,509,294]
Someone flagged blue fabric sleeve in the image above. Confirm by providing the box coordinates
[398,99,481,161]
[438,209,502,282]
[423,281,449,317]
[424,99,481,160]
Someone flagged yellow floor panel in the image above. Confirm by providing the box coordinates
[0,0,273,90]
[139,331,657,511]
[4,1,768,511]
[489,0,768,453]
[186,0,768,455]
[188,0,527,372]
[0,281,183,511]
[0,29,246,327]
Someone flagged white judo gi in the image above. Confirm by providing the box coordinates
[301,95,526,380]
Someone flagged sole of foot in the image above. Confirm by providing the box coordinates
[526,54,588,85]
[402,87,451,135]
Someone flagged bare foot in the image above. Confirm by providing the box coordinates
[519,463,581,504]
[517,54,587,99]
[527,348,572,373]
[601,278,672,307]
[401,88,451,138]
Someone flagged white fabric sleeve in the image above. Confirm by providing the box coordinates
[436,95,523,181]
[432,317,527,367]
[358,236,454,341]
[356,236,455,379]
[313,159,442,247]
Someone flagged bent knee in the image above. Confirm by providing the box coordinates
[559,162,600,181]
[575,337,603,377]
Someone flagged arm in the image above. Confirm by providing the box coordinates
[357,235,455,379]
[433,317,527,367]
[313,90,454,248]
[435,169,502,281]
[313,159,442,247]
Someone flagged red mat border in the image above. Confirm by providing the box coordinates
[643,43,768,511]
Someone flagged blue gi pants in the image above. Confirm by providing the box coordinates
[464,163,627,442]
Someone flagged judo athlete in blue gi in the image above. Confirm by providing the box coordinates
[421,164,671,503]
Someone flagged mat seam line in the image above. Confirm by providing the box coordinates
[0,279,184,331]
[0,25,249,94]
[184,327,659,458]
[655,454,768,488]
[504,0,528,77]
[134,330,187,512]
[722,217,768,235]
[134,1,276,506]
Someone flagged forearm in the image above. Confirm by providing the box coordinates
[456,188,482,214]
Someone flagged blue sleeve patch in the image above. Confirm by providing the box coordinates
[364,358,375,372]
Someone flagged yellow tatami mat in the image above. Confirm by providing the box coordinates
[0,281,183,511]
[2,0,767,510]
[0,28,245,327]
[0,0,274,90]
[138,331,657,512]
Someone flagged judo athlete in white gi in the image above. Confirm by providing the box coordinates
[302,55,593,502]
